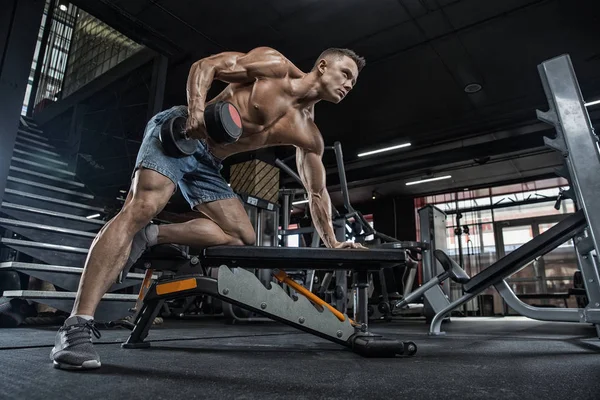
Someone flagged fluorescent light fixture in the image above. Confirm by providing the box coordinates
[585,99,600,107]
[292,199,310,205]
[358,143,411,157]
[59,4,67,11]
[86,213,101,219]
[406,175,452,186]
[119,190,127,194]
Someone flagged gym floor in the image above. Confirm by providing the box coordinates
[1,317,599,400]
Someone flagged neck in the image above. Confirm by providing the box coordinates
[294,71,325,109]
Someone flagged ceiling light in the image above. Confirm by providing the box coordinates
[59,4,68,11]
[585,99,600,107]
[358,143,411,157]
[86,213,101,219]
[406,175,452,186]
[464,83,482,93]
[292,199,309,205]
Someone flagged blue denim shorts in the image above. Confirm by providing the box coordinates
[133,105,238,209]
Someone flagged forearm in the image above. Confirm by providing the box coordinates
[308,190,338,248]
[186,60,216,110]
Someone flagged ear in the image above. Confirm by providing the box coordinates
[318,59,327,75]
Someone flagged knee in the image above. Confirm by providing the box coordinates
[120,199,160,228]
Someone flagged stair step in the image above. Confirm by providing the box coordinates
[11,156,75,177]
[15,140,61,157]
[19,116,42,128]
[20,115,33,125]
[4,290,137,301]
[0,262,149,280]
[0,218,97,238]
[7,177,94,200]
[15,132,55,149]
[23,125,44,133]
[13,148,67,167]
[0,262,149,293]
[3,290,136,322]
[3,189,103,214]
[1,202,104,225]
[0,238,88,254]
[17,129,48,142]
[1,225,94,249]
[9,166,85,188]
[19,117,43,132]
[0,237,88,267]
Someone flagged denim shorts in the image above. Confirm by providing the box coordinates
[133,105,238,209]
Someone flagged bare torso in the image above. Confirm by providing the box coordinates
[182,46,362,249]
[202,72,317,160]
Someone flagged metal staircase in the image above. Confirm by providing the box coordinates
[0,115,139,323]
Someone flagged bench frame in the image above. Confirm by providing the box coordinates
[122,246,417,358]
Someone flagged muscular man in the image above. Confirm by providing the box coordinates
[51,47,366,369]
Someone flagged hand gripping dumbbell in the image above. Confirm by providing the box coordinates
[159,101,243,157]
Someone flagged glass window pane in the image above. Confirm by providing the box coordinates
[493,200,574,222]
[502,225,533,249]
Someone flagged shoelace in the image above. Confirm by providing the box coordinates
[63,320,102,346]
[84,320,102,339]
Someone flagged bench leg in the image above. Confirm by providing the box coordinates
[122,297,164,349]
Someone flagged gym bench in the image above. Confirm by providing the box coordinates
[122,245,418,358]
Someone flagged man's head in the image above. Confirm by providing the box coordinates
[312,48,365,103]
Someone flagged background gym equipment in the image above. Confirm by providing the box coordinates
[159,101,242,157]
[392,55,600,337]
[277,141,427,321]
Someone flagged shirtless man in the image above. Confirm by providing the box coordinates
[50,47,366,369]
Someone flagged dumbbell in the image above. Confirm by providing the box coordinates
[159,101,243,157]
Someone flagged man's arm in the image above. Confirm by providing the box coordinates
[296,142,338,248]
[185,47,288,137]
[295,129,364,249]
[187,47,286,109]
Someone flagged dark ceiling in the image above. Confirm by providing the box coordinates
[68,0,600,206]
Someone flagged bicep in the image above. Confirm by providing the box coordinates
[296,148,326,195]
[205,47,287,83]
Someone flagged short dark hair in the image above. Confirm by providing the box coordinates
[313,48,366,72]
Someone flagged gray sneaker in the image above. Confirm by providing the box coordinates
[50,316,102,370]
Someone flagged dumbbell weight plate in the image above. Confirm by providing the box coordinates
[159,116,199,158]
[204,101,243,144]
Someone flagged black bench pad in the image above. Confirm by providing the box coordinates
[141,244,188,261]
[202,246,406,270]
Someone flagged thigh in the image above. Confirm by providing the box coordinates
[195,197,253,236]
[178,141,238,209]
[125,167,175,215]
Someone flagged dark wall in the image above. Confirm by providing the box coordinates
[0,0,45,202]
[162,57,228,109]
[355,196,417,241]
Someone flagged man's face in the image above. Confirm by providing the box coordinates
[319,55,359,104]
